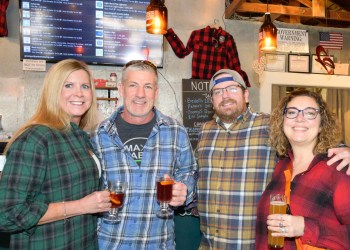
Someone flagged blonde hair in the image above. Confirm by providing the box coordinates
[5,59,97,152]
[269,89,341,156]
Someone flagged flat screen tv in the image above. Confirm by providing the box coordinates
[20,0,164,67]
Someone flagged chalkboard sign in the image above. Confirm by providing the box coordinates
[182,79,214,149]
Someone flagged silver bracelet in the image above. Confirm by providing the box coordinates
[62,201,67,223]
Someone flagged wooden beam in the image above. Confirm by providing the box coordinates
[313,0,326,17]
[294,0,312,8]
[328,9,350,21]
[236,3,312,16]
[225,0,244,19]
[289,0,301,24]
[233,2,350,22]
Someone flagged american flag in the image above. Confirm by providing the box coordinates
[319,32,343,50]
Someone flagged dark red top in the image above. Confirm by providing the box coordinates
[0,0,9,37]
[255,153,350,249]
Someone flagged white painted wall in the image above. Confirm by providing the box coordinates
[1,0,350,132]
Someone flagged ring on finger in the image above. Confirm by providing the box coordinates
[279,221,283,227]
[281,227,286,234]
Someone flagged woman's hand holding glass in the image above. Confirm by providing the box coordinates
[267,214,305,238]
[103,181,127,223]
[78,190,111,214]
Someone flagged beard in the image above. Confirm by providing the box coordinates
[214,99,246,123]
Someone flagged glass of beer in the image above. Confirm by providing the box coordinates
[268,193,287,249]
[104,180,127,223]
[156,175,174,218]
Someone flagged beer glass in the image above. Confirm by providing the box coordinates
[104,181,127,223]
[268,193,287,249]
[156,176,174,218]
[0,155,5,180]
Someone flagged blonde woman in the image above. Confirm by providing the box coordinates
[0,59,111,249]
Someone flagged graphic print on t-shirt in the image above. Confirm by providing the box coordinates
[116,112,156,166]
[123,137,148,165]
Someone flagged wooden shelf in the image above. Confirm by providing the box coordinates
[259,71,350,113]
[97,97,118,101]
[96,86,118,102]
[95,86,118,90]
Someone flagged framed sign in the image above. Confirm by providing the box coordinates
[277,28,309,54]
[311,55,334,74]
[288,54,310,73]
[265,54,286,72]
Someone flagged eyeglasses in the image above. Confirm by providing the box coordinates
[211,85,243,97]
[283,107,320,120]
[125,60,157,72]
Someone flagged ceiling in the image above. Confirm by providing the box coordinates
[225,0,350,28]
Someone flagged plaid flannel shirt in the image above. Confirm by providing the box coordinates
[196,108,276,250]
[91,107,197,250]
[0,124,100,249]
[255,153,350,250]
[164,26,250,86]
[0,0,9,37]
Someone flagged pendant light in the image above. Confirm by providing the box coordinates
[146,0,168,35]
[258,1,277,51]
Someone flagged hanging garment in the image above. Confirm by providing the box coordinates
[165,26,250,86]
[0,0,9,37]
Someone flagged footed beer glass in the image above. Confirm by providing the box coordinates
[104,181,127,223]
[156,176,174,218]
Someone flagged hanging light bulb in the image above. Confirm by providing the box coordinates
[259,5,278,51]
[146,0,168,35]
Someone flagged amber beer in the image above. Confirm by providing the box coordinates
[156,179,174,202]
[110,192,125,209]
[268,194,287,249]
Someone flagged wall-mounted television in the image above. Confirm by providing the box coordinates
[20,0,164,67]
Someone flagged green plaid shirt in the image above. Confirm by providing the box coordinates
[0,124,100,249]
[196,108,276,250]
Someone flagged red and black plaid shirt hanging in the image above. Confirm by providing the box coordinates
[165,26,250,87]
[0,0,9,37]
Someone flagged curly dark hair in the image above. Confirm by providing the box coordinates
[269,89,341,156]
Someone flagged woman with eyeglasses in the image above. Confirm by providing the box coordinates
[255,89,350,249]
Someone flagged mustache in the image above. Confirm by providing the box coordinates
[219,99,237,106]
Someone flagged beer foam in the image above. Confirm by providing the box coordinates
[270,201,286,205]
